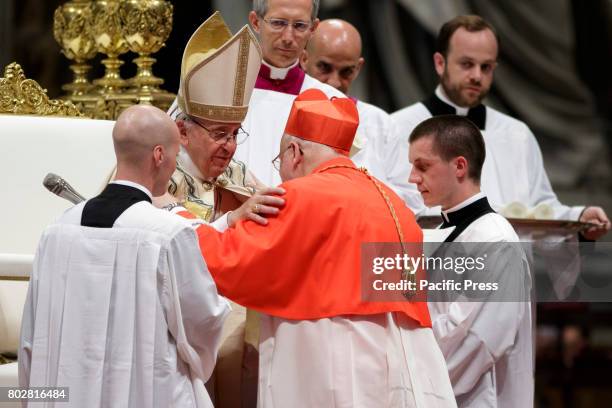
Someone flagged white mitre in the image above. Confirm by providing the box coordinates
[176,11,262,123]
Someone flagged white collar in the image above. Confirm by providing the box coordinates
[111,180,152,200]
[435,84,469,116]
[263,59,299,80]
[177,147,213,182]
[441,192,486,222]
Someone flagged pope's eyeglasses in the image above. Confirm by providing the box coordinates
[190,118,249,145]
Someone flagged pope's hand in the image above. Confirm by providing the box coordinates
[228,187,286,227]
[153,191,178,208]
[579,206,611,240]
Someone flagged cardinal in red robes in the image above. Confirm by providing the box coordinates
[182,88,456,408]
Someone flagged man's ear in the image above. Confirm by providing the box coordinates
[454,156,468,179]
[301,19,319,48]
[153,145,164,167]
[491,60,499,74]
[433,52,446,77]
[249,11,260,34]
[354,57,365,80]
[176,120,189,146]
[299,49,309,70]
[310,18,320,33]
[290,142,304,170]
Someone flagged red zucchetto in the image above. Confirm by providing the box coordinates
[284,88,359,155]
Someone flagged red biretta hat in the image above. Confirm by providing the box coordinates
[284,88,359,155]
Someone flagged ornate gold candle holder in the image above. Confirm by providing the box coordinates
[91,0,129,93]
[53,0,97,96]
[119,0,173,94]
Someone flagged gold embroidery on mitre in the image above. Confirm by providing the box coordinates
[233,29,250,106]
[180,11,261,124]
[186,101,248,123]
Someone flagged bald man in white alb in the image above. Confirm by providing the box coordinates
[19,105,230,408]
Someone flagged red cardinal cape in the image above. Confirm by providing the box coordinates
[181,157,431,327]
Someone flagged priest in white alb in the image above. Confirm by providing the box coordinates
[19,105,230,408]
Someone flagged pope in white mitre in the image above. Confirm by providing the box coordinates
[166,12,264,408]
[169,11,264,224]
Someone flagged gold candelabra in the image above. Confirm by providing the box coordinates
[51,0,176,119]
[119,0,173,95]
[53,0,97,96]
[92,0,129,93]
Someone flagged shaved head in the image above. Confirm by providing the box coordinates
[113,105,177,165]
[301,19,364,93]
[307,19,362,59]
[112,105,181,195]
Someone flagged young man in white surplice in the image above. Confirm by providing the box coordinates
[408,115,533,408]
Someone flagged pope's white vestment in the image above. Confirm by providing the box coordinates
[19,198,230,408]
[429,195,533,407]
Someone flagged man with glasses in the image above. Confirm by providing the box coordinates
[168,12,265,227]
[166,13,278,408]
[170,113,263,223]
[179,89,457,408]
[237,0,378,187]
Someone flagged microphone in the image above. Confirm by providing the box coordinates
[43,173,86,204]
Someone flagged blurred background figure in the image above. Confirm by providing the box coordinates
[300,18,363,95]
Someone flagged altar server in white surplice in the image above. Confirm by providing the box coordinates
[388,15,610,242]
[389,15,609,301]
[408,115,533,407]
[19,105,230,408]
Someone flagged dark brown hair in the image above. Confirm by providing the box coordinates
[409,115,486,182]
[436,15,499,57]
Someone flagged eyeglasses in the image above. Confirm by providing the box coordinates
[261,17,312,33]
[272,144,302,171]
[190,118,249,145]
